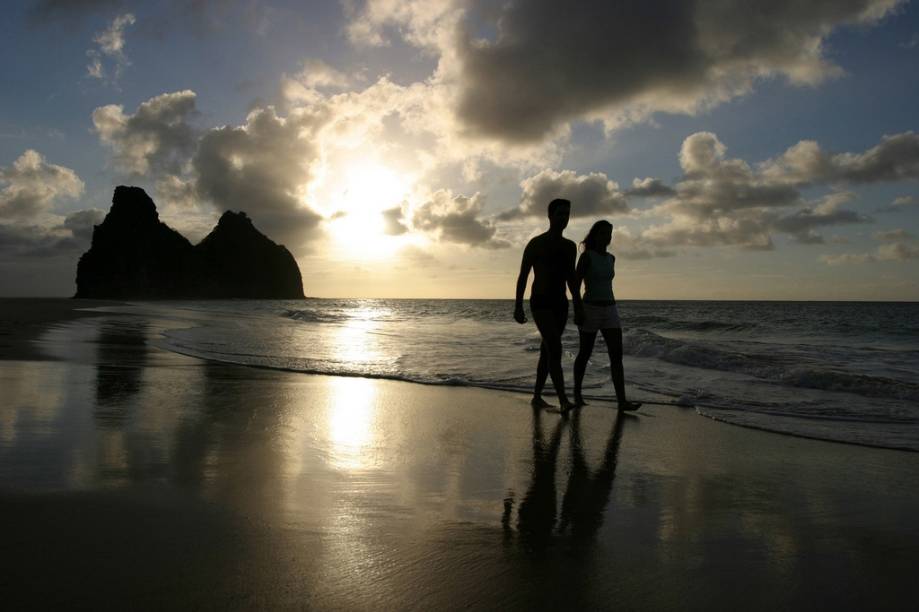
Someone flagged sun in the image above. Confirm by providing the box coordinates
[322,160,413,259]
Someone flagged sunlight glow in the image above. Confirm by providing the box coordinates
[323,160,413,260]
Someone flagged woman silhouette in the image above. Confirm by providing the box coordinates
[572,221,640,411]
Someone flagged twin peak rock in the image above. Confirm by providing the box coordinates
[75,186,304,299]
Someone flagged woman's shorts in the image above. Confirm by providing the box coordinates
[579,302,621,332]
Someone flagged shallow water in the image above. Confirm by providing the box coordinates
[60,299,919,451]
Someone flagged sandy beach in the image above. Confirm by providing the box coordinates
[1,298,917,610]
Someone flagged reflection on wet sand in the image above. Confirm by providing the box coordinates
[2,313,918,609]
[505,407,627,556]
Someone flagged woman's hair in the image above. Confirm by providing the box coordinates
[581,220,613,252]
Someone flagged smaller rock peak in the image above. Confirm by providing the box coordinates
[216,210,254,230]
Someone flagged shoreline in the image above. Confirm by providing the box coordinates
[2,298,918,609]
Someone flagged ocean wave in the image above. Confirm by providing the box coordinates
[282,308,348,323]
[624,328,919,401]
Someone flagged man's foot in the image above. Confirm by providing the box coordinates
[531,396,553,409]
[573,394,588,407]
[618,400,641,412]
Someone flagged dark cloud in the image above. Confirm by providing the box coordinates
[499,169,629,220]
[62,208,105,242]
[193,105,327,252]
[624,177,675,198]
[452,0,900,141]
[381,206,408,235]
[822,228,919,264]
[411,191,509,249]
[771,195,870,244]
[93,90,199,175]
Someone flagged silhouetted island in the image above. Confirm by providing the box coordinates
[75,186,304,299]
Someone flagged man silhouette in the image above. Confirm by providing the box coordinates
[514,198,581,411]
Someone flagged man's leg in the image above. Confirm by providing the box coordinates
[532,306,571,409]
[533,340,549,405]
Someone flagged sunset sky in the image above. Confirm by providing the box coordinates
[2,0,918,299]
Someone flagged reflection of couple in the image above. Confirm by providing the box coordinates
[506,406,627,554]
[514,198,639,412]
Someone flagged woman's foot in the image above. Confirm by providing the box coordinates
[618,400,641,412]
[573,394,588,407]
[531,396,552,409]
[558,397,576,415]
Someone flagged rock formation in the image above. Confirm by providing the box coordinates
[75,186,304,299]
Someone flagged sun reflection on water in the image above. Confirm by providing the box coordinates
[326,376,378,471]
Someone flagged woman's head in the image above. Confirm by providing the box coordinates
[582,220,613,252]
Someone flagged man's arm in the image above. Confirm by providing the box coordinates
[567,242,584,322]
[514,241,534,323]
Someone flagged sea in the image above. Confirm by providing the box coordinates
[77,299,919,452]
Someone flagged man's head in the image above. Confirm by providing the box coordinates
[547,198,571,230]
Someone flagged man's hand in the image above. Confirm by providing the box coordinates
[514,302,527,324]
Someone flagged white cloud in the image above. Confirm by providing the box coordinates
[0,150,83,222]
[86,13,136,84]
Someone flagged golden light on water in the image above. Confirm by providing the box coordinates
[326,376,378,471]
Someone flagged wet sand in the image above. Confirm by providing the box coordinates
[1,298,917,610]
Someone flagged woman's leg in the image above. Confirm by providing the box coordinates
[600,327,627,405]
[573,330,597,405]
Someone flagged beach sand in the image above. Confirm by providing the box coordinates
[1,298,917,610]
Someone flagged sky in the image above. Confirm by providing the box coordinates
[1,0,918,300]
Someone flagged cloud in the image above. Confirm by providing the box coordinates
[771,192,870,244]
[0,150,100,257]
[193,105,326,251]
[410,190,509,248]
[281,59,356,104]
[761,131,919,185]
[874,228,915,242]
[821,227,919,264]
[86,13,136,84]
[877,194,919,213]
[900,33,919,49]
[93,90,199,175]
[62,208,105,242]
[609,226,675,260]
[639,133,868,251]
[350,0,903,143]
[0,150,84,222]
[500,169,629,220]
[625,177,675,198]
[381,205,408,235]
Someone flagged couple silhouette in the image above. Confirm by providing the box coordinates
[514,198,640,413]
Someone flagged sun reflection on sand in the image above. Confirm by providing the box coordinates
[326,376,378,471]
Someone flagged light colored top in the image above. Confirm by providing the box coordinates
[582,250,615,302]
